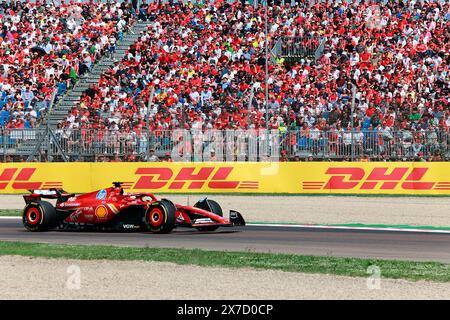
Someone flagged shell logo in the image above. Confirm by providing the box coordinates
[95,205,108,219]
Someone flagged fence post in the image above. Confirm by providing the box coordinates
[2,128,6,162]
[247,87,254,130]
[46,87,59,125]
[46,128,50,162]
[351,84,356,161]
[48,127,69,162]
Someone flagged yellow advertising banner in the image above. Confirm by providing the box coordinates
[0,162,450,195]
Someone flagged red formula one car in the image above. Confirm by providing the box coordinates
[22,182,245,233]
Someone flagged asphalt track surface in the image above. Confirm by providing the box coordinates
[0,218,449,263]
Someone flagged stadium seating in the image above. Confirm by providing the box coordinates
[0,1,134,129]
[70,0,449,139]
[1,0,450,162]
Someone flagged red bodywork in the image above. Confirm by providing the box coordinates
[24,186,235,229]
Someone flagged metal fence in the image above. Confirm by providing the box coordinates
[283,129,450,161]
[1,128,450,162]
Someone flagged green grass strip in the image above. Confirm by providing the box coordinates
[250,221,450,231]
[0,209,21,216]
[332,223,450,231]
[0,241,449,282]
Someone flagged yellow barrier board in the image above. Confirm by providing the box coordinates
[0,162,450,195]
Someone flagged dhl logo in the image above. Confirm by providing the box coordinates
[0,166,258,191]
[129,167,259,190]
[303,167,450,191]
[0,168,63,190]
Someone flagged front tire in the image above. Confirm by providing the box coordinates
[23,201,57,232]
[145,199,176,234]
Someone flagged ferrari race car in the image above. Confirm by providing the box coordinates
[22,182,245,233]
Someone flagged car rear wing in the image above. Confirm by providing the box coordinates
[23,189,73,204]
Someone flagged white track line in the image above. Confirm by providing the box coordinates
[247,223,450,234]
[1,216,449,234]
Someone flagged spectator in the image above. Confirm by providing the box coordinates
[5,0,449,162]
[146,148,159,162]
[209,149,217,161]
[111,153,122,162]
[0,1,135,128]
[162,152,173,162]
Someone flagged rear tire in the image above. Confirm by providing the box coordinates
[23,201,57,232]
[145,199,176,234]
[194,199,223,232]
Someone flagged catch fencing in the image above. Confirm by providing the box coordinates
[1,128,450,162]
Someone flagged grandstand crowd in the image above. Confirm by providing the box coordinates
[1,0,450,161]
[0,0,135,128]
